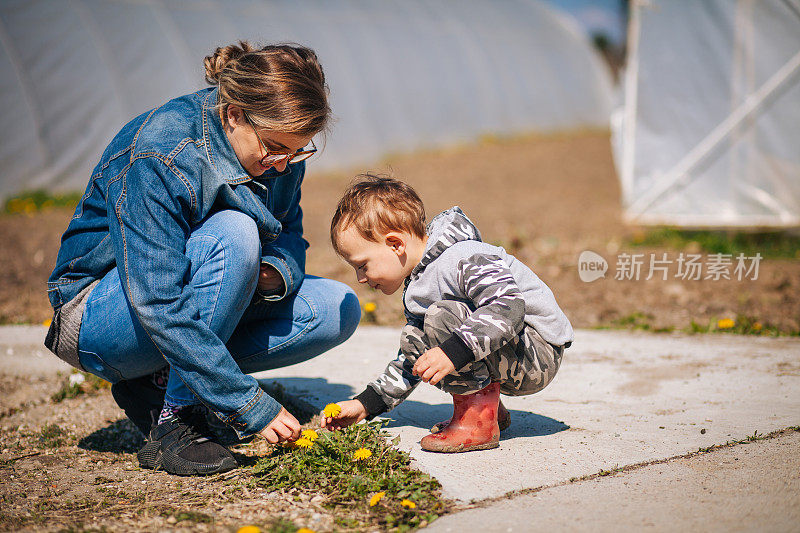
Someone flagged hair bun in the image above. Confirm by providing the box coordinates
[203,41,256,84]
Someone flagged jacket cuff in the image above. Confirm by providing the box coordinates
[223,386,283,439]
[439,333,475,371]
[259,257,294,301]
[354,386,389,419]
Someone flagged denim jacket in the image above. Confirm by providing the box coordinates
[47,87,307,437]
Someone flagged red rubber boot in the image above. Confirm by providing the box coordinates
[430,399,510,434]
[420,382,501,453]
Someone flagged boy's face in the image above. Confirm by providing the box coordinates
[336,226,415,295]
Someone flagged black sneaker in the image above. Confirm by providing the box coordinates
[111,373,167,436]
[137,407,237,476]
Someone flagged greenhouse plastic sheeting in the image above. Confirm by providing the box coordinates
[614,0,800,227]
[0,0,613,200]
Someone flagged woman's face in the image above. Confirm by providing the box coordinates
[222,105,313,177]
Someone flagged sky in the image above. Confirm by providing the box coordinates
[542,0,627,46]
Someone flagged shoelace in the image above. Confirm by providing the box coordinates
[172,418,210,444]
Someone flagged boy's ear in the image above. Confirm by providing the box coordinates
[385,232,407,256]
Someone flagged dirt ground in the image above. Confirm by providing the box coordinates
[3,130,798,333]
[0,372,343,532]
[0,131,798,531]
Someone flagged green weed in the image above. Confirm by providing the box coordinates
[610,311,675,333]
[3,190,82,214]
[161,509,214,525]
[251,420,444,531]
[626,227,800,259]
[51,372,110,403]
[38,423,68,448]
[600,312,798,337]
[686,315,797,337]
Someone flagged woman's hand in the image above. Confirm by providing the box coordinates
[258,264,285,292]
[321,399,367,431]
[258,407,301,444]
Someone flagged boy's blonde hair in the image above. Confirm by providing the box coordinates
[331,174,426,255]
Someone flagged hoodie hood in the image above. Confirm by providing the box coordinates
[411,206,481,276]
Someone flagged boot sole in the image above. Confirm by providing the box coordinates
[421,439,500,453]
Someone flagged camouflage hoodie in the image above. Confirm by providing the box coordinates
[355,206,573,416]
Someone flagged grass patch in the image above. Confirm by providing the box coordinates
[599,312,798,336]
[161,509,214,525]
[51,371,110,403]
[252,420,445,531]
[686,315,798,336]
[38,423,68,448]
[609,312,675,333]
[626,227,800,259]
[3,190,82,214]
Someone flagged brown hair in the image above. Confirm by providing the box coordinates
[204,41,330,137]
[331,174,426,255]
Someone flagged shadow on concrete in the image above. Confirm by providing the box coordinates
[385,400,570,439]
[259,376,355,408]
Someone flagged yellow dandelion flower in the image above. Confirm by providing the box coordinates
[42,319,52,327]
[297,529,315,533]
[400,499,416,509]
[364,302,377,313]
[236,527,261,533]
[717,318,735,329]
[301,429,319,441]
[353,447,372,461]
[295,437,314,449]
[323,403,342,417]
[369,491,385,507]
[753,322,763,331]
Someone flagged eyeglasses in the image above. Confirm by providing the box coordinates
[243,111,317,168]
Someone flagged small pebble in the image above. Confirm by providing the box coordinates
[700,428,706,434]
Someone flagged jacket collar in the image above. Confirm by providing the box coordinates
[201,88,291,184]
[410,206,482,278]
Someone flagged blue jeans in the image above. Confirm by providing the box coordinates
[77,210,361,411]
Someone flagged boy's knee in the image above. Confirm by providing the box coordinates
[422,300,471,344]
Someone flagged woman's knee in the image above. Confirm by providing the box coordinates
[302,277,361,344]
[187,210,260,286]
[191,210,259,261]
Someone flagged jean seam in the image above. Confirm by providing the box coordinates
[78,349,123,383]
[190,234,225,334]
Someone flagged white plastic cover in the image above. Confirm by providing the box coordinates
[0,0,613,200]
[615,0,800,227]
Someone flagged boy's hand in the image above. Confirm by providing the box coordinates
[413,347,456,385]
[321,399,367,431]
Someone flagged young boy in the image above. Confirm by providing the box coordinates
[323,175,573,452]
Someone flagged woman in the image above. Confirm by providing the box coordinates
[45,42,361,476]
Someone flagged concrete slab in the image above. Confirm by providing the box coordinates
[256,328,800,502]
[0,325,70,377]
[4,326,799,505]
[426,430,800,533]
